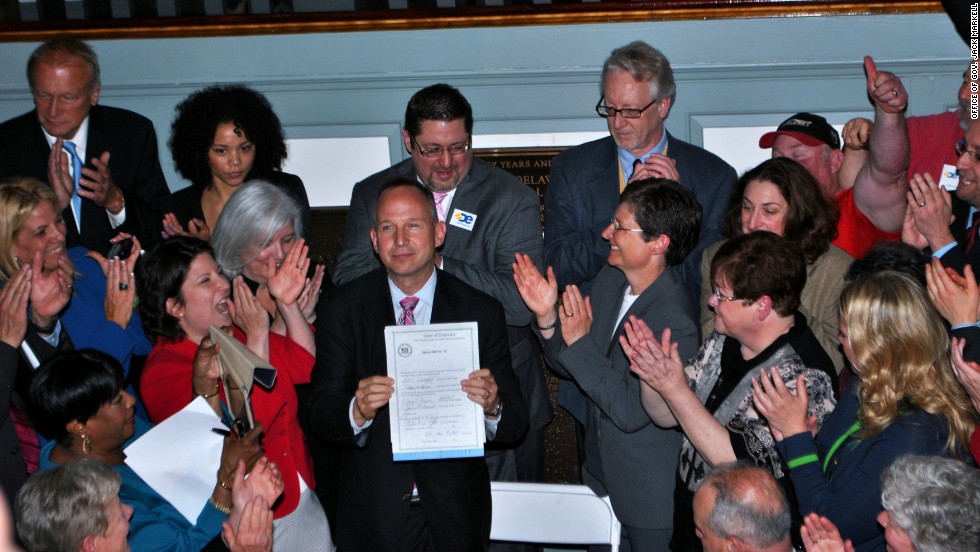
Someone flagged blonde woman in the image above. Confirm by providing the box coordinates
[753,271,977,552]
[0,177,149,384]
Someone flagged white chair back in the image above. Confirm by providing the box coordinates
[489,482,621,552]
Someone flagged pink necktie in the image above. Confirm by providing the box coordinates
[433,192,449,222]
[399,296,419,326]
[966,217,980,253]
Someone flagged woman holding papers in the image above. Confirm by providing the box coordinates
[28,349,281,552]
[136,236,332,550]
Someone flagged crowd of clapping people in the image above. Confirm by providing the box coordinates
[1,34,979,552]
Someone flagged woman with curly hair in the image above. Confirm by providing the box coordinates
[700,157,852,374]
[753,270,978,552]
[164,85,311,241]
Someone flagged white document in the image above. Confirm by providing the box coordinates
[124,397,224,524]
[384,322,486,461]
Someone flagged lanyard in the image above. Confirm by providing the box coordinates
[822,419,861,474]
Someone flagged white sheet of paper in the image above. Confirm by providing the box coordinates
[385,322,486,461]
[123,397,224,524]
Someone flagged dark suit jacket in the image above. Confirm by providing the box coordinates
[937,194,980,275]
[538,265,698,530]
[0,105,172,252]
[307,268,529,552]
[544,133,736,300]
[170,170,312,239]
[333,158,552,435]
[2,325,71,515]
[1,343,28,515]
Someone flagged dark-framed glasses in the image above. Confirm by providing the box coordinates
[411,135,471,159]
[955,140,980,163]
[595,95,658,119]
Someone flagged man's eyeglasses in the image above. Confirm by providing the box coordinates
[955,140,980,163]
[609,218,645,234]
[411,135,471,159]
[595,95,658,119]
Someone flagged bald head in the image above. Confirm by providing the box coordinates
[693,463,792,552]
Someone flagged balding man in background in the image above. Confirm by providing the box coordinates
[693,463,793,552]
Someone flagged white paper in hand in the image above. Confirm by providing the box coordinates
[123,397,225,524]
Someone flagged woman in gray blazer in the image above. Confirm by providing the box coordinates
[515,178,702,551]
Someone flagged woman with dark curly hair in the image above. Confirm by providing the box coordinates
[700,157,852,374]
[164,85,311,242]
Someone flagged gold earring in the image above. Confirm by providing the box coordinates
[81,434,92,455]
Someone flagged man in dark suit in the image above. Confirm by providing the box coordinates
[333,84,550,499]
[0,38,171,252]
[309,179,528,551]
[906,119,980,276]
[545,41,736,302]
[544,40,736,427]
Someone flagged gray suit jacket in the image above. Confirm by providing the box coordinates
[544,133,735,422]
[537,264,699,530]
[333,158,551,432]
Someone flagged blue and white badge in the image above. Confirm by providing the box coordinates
[449,209,478,231]
[939,164,960,191]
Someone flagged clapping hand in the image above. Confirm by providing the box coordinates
[751,368,812,442]
[620,317,686,395]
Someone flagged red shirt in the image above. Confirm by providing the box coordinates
[833,188,900,259]
[908,111,963,181]
[141,329,315,518]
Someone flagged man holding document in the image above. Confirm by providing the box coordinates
[307,178,529,552]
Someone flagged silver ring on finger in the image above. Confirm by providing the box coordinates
[119,282,129,291]
[918,201,926,207]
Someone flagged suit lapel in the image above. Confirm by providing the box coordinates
[439,162,486,253]
[28,116,52,176]
[429,270,456,324]
[601,267,674,356]
[951,195,973,242]
[79,109,106,236]
[599,137,620,205]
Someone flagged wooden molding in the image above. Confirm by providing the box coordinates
[0,1,943,42]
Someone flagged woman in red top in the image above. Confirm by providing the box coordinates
[136,236,332,551]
